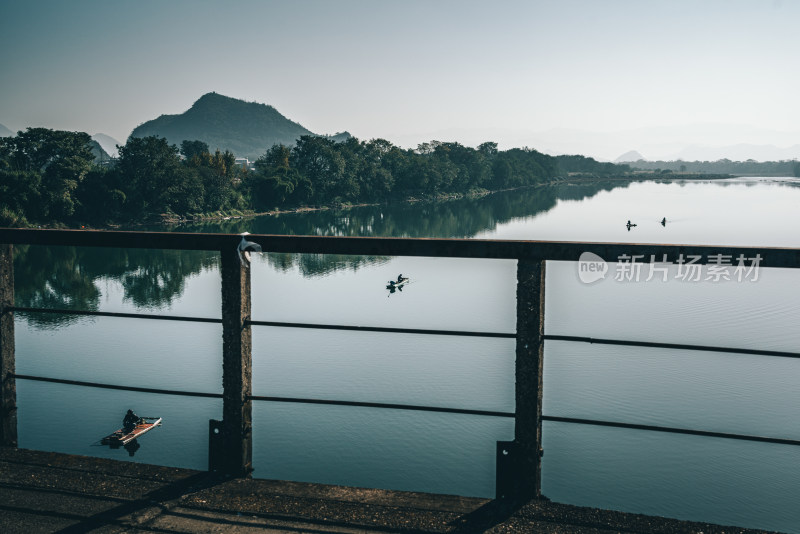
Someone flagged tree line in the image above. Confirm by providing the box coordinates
[0,127,630,227]
[629,158,800,177]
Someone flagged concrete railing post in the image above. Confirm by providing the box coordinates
[1,244,17,448]
[219,247,253,477]
[509,258,546,498]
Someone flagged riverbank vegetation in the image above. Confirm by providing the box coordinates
[629,158,800,177]
[0,127,632,227]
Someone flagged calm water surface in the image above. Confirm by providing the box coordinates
[14,177,800,533]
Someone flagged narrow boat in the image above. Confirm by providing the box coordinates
[101,417,162,445]
[386,278,410,290]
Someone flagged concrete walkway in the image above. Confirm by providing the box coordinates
[0,448,780,533]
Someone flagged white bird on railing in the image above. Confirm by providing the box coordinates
[238,232,263,264]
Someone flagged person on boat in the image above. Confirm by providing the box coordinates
[123,409,141,433]
[396,274,407,283]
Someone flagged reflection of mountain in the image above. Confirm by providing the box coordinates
[15,245,217,327]
[16,180,628,327]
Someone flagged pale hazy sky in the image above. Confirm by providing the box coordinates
[1,0,798,160]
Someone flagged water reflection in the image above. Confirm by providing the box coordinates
[118,439,141,456]
[15,181,623,326]
[165,180,620,276]
[265,251,390,277]
[15,244,217,327]
[385,274,411,296]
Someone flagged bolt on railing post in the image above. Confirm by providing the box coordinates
[509,257,546,499]
[1,244,17,448]
[219,247,253,477]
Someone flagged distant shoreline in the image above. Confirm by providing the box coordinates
[155,173,734,227]
[28,174,739,230]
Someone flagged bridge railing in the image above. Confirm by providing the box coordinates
[2,228,800,500]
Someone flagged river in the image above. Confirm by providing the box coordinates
[13,177,800,533]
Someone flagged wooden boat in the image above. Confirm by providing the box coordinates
[386,277,410,290]
[101,417,162,445]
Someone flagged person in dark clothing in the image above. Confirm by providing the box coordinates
[123,409,140,433]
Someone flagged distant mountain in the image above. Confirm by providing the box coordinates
[89,140,111,162]
[0,123,13,137]
[92,133,121,158]
[615,150,644,163]
[130,92,350,160]
[326,131,353,143]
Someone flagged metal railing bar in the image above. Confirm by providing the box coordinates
[247,320,516,338]
[3,228,800,267]
[542,415,800,446]
[11,374,513,417]
[7,306,514,338]
[9,306,222,324]
[12,374,223,399]
[248,395,515,418]
[543,334,800,360]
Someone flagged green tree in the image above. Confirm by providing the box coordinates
[180,139,210,161]
[0,128,95,221]
[183,148,242,211]
[116,136,184,217]
[247,144,308,209]
[74,166,127,224]
[292,136,351,202]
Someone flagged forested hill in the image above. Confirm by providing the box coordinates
[130,92,350,160]
[0,123,13,137]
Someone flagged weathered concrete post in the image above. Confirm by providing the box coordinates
[219,246,252,477]
[511,258,546,498]
[1,244,17,448]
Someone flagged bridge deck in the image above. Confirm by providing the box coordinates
[0,447,777,533]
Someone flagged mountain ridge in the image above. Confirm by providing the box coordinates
[615,150,644,163]
[92,133,121,158]
[130,92,349,160]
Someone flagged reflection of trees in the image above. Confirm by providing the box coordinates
[170,185,564,239]
[116,249,217,309]
[162,182,624,276]
[14,245,217,327]
[15,181,627,325]
[551,181,625,202]
[264,252,390,277]
[14,245,101,327]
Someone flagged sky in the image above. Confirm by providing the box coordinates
[1,0,799,161]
